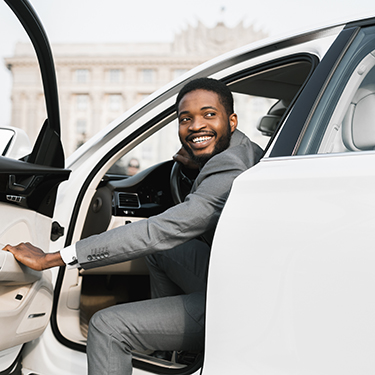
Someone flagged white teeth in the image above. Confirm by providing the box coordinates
[192,136,211,143]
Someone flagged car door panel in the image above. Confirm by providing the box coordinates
[0,250,40,286]
[0,157,68,369]
[205,152,375,374]
[0,160,68,364]
[0,156,70,218]
[0,204,55,370]
[0,259,53,352]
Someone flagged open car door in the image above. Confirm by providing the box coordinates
[0,0,70,372]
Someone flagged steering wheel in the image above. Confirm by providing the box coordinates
[170,162,195,205]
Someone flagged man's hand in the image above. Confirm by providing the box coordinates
[2,242,64,271]
[173,147,199,170]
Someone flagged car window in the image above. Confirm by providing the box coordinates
[107,94,276,177]
[233,93,277,149]
[107,56,316,177]
[108,120,179,176]
[297,25,375,155]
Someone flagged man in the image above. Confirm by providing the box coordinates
[3,78,262,374]
[126,157,140,176]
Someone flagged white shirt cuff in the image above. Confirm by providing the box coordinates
[60,244,80,269]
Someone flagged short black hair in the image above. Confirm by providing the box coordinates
[176,78,234,116]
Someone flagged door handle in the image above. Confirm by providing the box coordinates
[8,175,37,192]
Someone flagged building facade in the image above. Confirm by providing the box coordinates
[5,21,267,159]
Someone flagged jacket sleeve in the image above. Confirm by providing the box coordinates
[76,147,251,269]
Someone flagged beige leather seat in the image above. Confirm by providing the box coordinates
[342,85,375,151]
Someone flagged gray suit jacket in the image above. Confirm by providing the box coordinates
[76,129,262,269]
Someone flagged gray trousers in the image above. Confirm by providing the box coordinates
[86,239,210,375]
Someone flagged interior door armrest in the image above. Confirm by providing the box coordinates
[0,249,42,285]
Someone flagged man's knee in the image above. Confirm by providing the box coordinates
[88,307,134,354]
[88,307,126,340]
[88,309,108,339]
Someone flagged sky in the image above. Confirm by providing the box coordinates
[1,0,375,127]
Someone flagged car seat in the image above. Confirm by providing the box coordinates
[342,85,375,151]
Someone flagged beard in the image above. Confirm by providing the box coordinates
[182,122,232,168]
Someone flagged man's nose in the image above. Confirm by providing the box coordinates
[188,118,206,131]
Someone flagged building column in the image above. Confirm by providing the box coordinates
[59,92,72,156]
[91,91,103,136]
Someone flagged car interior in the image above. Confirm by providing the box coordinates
[53,57,316,373]
[332,55,375,153]
[303,49,375,155]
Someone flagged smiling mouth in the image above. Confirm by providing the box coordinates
[192,135,212,143]
[186,132,215,144]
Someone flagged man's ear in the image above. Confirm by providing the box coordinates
[229,113,238,133]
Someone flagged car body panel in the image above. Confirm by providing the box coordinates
[204,152,375,374]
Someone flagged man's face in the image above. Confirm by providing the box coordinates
[177,89,237,166]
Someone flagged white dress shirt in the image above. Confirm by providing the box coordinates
[60,243,80,269]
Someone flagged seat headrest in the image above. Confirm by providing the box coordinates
[256,100,288,137]
[342,86,375,151]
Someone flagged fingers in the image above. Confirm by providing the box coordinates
[2,243,26,252]
[1,242,47,271]
[173,153,189,164]
[2,242,42,257]
[173,147,199,170]
[2,243,24,256]
[2,244,14,252]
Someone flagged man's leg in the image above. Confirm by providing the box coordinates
[87,293,205,375]
[146,239,210,298]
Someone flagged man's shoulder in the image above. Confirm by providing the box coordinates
[223,129,263,167]
[200,130,262,176]
[230,129,250,145]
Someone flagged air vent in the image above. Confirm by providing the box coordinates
[117,192,140,209]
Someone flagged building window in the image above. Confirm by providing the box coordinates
[75,69,89,83]
[140,69,155,83]
[76,119,87,135]
[173,69,188,79]
[76,94,89,110]
[141,143,153,161]
[108,94,122,111]
[108,69,121,83]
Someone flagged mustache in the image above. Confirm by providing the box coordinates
[185,131,216,143]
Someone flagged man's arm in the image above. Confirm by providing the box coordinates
[2,242,64,271]
[2,142,250,272]
[75,148,248,270]
[1,149,197,272]
[1,150,197,272]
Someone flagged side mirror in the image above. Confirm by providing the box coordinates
[0,126,32,160]
[256,115,280,137]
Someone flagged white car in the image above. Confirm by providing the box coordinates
[1,0,375,374]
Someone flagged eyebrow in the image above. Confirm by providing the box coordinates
[178,106,218,117]
[201,106,218,111]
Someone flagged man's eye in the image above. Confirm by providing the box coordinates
[180,117,190,123]
[206,112,216,117]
